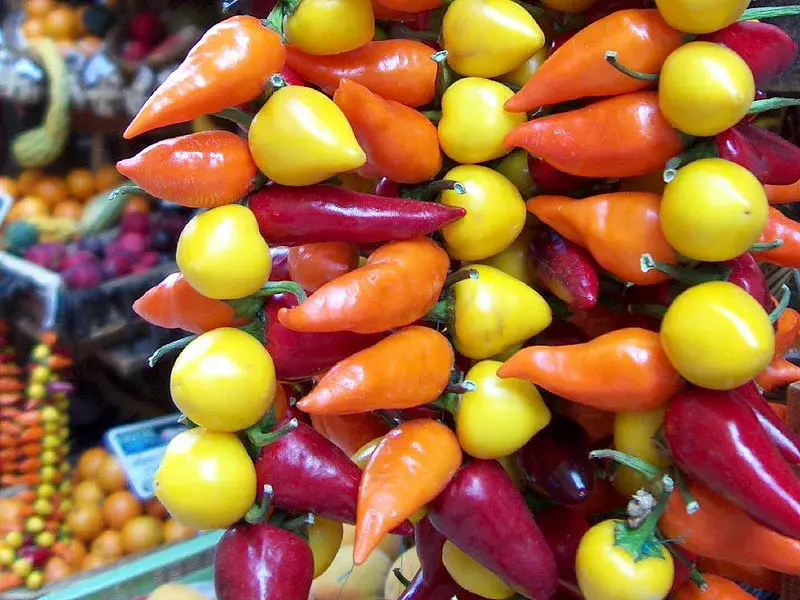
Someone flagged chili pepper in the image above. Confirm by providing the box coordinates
[669,546,698,593]
[505,92,685,178]
[124,16,285,139]
[333,79,442,184]
[516,416,595,505]
[756,207,800,268]
[765,180,800,205]
[500,328,683,412]
[721,253,771,312]
[215,523,313,600]
[532,320,589,347]
[586,0,649,22]
[698,558,781,593]
[528,226,599,310]
[664,387,800,538]
[310,413,390,456]
[285,40,437,108]
[734,381,800,466]
[715,122,800,186]
[528,157,590,195]
[428,459,558,600]
[247,185,464,246]
[528,192,676,286]
[296,326,453,414]
[505,11,683,113]
[355,419,461,564]
[286,242,358,293]
[0,574,22,593]
[278,237,449,334]
[536,507,590,586]
[756,356,800,392]
[700,20,797,85]
[775,307,800,355]
[19,428,43,443]
[133,273,237,335]
[674,574,755,600]
[116,131,258,208]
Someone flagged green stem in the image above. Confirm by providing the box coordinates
[589,449,661,481]
[748,97,800,115]
[254,281,307,303]
[663,139,718,183]
[663,536,707,591]
[769,284,791,324]
[393,568,411,588]
[629,304,668,319]
[245,485,274,524]
[148,335,196,367]
[613,475,674,562]
[431,392,459,414]
[421,110,442,124]
[400,178,464,199]
[215,107,255,129]
[108,185,149,203]
[445,380,476,394]
[750,239,784,252]
[431,50,456,101]
[604,51,659,82]
[640,253,731,286]
[740,5,800,19]
[263,74,287,102]
[247,417,299,448]
[672,468,700,515]
[262,2,285,37]
[423,299,452,323]
[445,268,478,288]
[283,513,315,532]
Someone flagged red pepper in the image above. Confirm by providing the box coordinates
[700,21,798,85]
[724,252,771,312]
[756,207,800,268]
[535,507,590,587]
[286,242,359,293]
[715,122,800,186]
[528,156,591,195]
[663,387,800,539]
[528,226,599,310]
[247,184,465,245]
[734,381,800,467]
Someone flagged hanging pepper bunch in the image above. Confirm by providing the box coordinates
[121,0,800,598]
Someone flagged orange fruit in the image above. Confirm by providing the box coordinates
[96,456,127,494]
[16,169,43,195]
[163,519,196,544]
[123,195,150,214]
[94,165,123,192]
[103,491,142,531]
[52,539,87,569]
[90,530,123,560]
[0,177,19,199]
[43,5,76,40]
[33,177,68,207]
[21,17,45,39]
[67,504,104,542]
[144,498,169,520]
[120,516,162,555]
[76,447,107,481]
[53,200,83,220]
[24,0,54,19]
[73,480,104,505]
[7,196,49,221]
[43,556,73,583]
[80,552,108,572]
[65,168,95,200]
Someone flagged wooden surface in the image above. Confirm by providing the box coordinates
[782,384,800,598]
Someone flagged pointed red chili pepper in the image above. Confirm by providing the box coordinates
[724,252,771,312]
[528,157,590,195]
[715,122,800,186]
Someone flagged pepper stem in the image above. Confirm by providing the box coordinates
[740,5,800,19]
[640,254,731,286]
[393,569,411,588]
[589,449,661,481]
[769,284,791,324]
[108,185,149,204]
[613,475,674,562]
[247,417,299,448]
[282,513,315,533]
[214,107,255,129]
[254,281,308,303]
[424,299,451,323]
[628,304,668,319]
[431,50,456,101]
[431,392,459,414]
[245,485,274,524]
[401,179,464,198]
[445,380,476,394]
[148,335,197,367]
[664,540,707,591]
[421,110,442,123]
[748,97,800,115]
[663,139,718,183]
[445,268,478,288]
[750,239,784,252]
[672,468,700,515]
[604,51,659,82]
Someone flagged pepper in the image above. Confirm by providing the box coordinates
[333,79,442,184]
[765,180,800,205]
[116,131,258,208]
[700,21,798,85]
[285,40,437,107]
[286,242,359,293]
[715,122,800,186]
[535,507,590,587]
[775,307,800,356]
[499,328,683,412]
[124,16,285,138]
[673,574,755,600]
[516,415,595,505]
[724,253,771,312]
[733,381,800,467]
[278,237,449,334]
[660,480,800,575]
[586,0,649,22]
[504,92,685,178]
[528,226,599,310]
[247,185,465,246]
[428,459,558,600]
[528,192,677,286]
[264,294,385,381]
[663,387,800,539]
[310,413,390,456]
[528,156,590,195]
[355,419,462,565]
[756,207,800,268]
[296,326,453,414]
[756,356,800,393]
[505,10,683,112]
[697,559,781,593]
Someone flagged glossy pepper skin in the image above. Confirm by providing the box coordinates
[124,16,285,138]
[715,123,800,186]
[724,253,771,312]
[528,193,677,286]
[286,242,359,293]
[285,40,437,107]
[116,131,258,208]
[214,523,313,600]
[700,21,798,85]
[278,237,449,334]
[516,416,595,505]
[664,388,800,539]
[529,226,599,310]
[586,0,649,22]
[528,157,589,195]
[757,207,800,269]
[264,294,384,381]
[535,507,590,585]
[247,185,464,246]
[734,381,800,466]
[505,92,684,178]
[505,10,683,112]
[500,328,683,412]
[333,79,442,183]
[428,459,558,600]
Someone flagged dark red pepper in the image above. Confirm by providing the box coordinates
[663,387,800,538]
[18,546,50,570]
[528,157,589,195]
[516,415,596,505]
[551,32,576,52]
[723,253,771,312]
[428,460,558,600]
[279,65,305,86]
[530,320,589,347]
[700,21,798,85]
[715,122,800,186]
[214,523,313,600]
[669,546,698,593]
[585,0,650,23]
[535,506,589,585]
[374,177,400,198]
[734,381,800,467]
[268,246,290,282]
[529,226,600,310]
[248,184,466,245]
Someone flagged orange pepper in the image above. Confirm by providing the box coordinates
[553,400,615,443]
[764,179,800,205]
[124,16,285,138]
[755,356,800,392]
[310,413,390,456]
[287,242,360,293]
[297,326,453,415]
[697,558,781,593]
[498,328,683,412]
[756,207,800,268]
[774,307,800,355]
[278,237,449,334]
[333,79,442,184]
[0,573,23,592]
[354,419,461,564]
[19,427,43,443]
[16,412,41,427]
[527,192,676,286]
[770,402,788,422]
[672,574,755,600]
